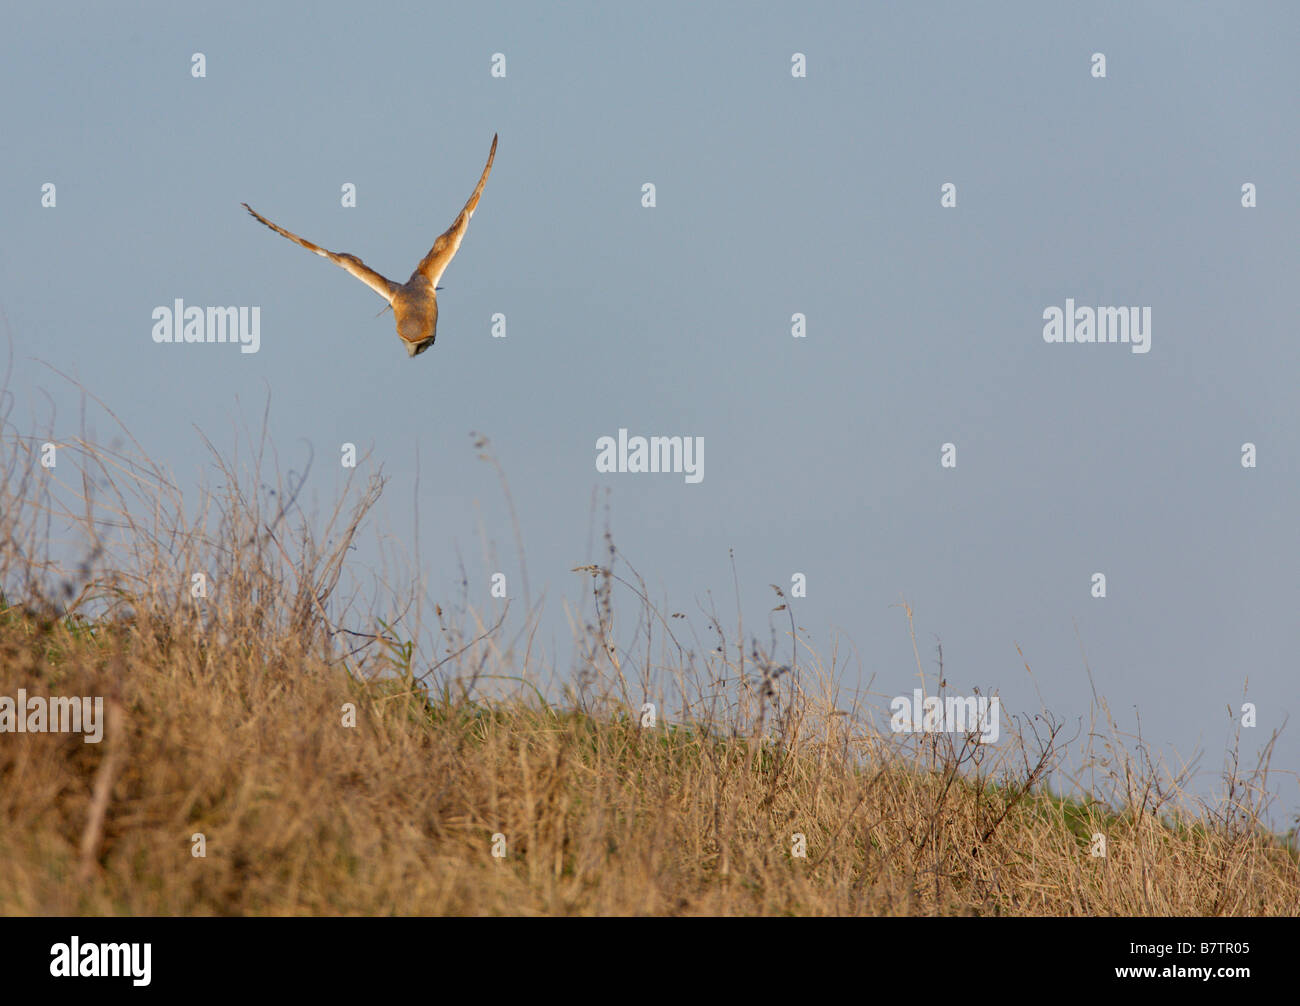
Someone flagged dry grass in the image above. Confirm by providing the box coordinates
[0,393,1297,915]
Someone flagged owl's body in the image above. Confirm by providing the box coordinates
[391,276,439,356]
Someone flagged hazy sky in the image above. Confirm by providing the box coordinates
[3,2,1298,823]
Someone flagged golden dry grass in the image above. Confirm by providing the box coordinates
[0,400,1296,916]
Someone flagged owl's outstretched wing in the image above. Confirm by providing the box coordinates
[412,133,498,288]
[242,203,398,302]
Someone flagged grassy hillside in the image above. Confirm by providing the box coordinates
[2,593,1297,915]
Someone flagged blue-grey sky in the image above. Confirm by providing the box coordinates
[3,2,1298,823]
